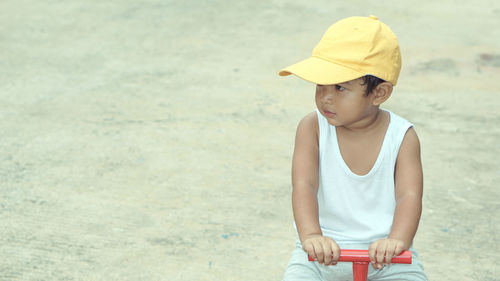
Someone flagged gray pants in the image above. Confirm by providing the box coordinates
[283,242,428,281]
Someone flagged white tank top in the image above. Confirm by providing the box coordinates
[315,108,413,244]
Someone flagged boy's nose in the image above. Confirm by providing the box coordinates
[322,92,334,104]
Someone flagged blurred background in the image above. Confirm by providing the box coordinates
[1,0,499,280]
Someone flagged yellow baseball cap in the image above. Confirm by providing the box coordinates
[279,15,402,85]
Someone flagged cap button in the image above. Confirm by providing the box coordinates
[369,15,378,20]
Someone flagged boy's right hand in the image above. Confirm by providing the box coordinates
[302,235,340,266]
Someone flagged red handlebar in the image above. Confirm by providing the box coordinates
[308,249,412,264]
[307,249,412,281]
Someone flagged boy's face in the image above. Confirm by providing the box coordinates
[315,77,379,127]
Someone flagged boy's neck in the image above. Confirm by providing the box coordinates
[339,108,387,134]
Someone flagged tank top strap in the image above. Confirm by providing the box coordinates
[385,110,414,158]
[315,109,331,151]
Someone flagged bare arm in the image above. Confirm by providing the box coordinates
[292,112,321,240]
[389,127,423,247]
[291,112,340,265]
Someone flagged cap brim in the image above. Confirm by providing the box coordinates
[279,57,364,85]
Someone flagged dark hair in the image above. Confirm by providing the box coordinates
[361,75,385,95]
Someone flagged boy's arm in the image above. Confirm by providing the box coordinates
[292,112,339,265]
[369,127,423,268]
[390,127,423,246]
[292,112,320,240]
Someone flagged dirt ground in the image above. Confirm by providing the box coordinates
[1,1,499,280]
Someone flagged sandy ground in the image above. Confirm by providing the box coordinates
[1,0,499,280]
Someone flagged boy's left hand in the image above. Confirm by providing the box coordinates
[368,238,406,269]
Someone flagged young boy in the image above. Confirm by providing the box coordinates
[279,16,428,280]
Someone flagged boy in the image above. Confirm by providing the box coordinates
[279,16,428,280]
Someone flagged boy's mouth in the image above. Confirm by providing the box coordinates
[324,110,336,118]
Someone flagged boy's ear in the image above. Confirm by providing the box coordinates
[372,82,393,106]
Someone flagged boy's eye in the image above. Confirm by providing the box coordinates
[335,85,346,91]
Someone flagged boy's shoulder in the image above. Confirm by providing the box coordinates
[386,109,410,124]
[385,110,415,136]
[384,109,420,154]
[300,111,318,123]
[295,111,319,139]
[297,111,318,129]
